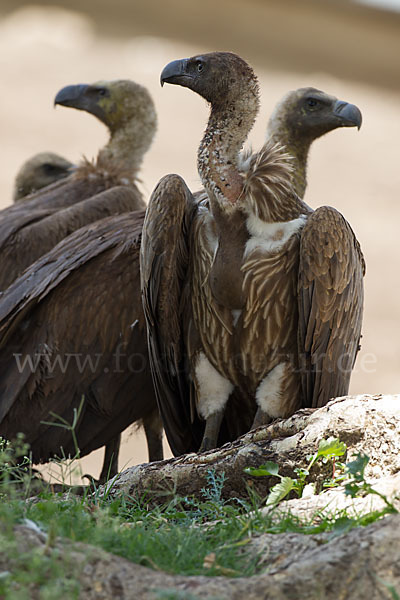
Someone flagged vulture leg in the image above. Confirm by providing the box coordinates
[199,410,225,453]
[194,352,234,453]
[98,435,121,483]
[251,407,273,430]
[142,410,164,463]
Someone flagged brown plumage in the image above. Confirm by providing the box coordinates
[0,79,156,290]
[0,210,162,481]
[0,186,145,293]
[13,152,74,202]
[141,52,364,456]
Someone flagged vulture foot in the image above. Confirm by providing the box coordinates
[82,435,121,485]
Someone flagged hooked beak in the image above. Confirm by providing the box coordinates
[54,84,89,109]
[333,100,362,130]
[160,58,191,87]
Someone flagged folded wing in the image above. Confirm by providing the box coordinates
[140,174,203,455]
[298,206,365,408]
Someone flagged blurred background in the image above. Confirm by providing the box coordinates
[0,0,399,481]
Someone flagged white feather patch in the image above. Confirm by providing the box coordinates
[255,363,287,417]
[238,147,253,173]
[195,352,234,419]
[245,213,306,256]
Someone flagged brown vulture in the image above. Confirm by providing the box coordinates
[0,211,162,482]
[13,152,74,202]
[0,79,157,290]
[140,52,365,456]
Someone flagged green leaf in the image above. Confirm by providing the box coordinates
[344,482,363,498]
[266,477,294,506]
[293,466,309,480]
[346,453,369,481]
[244,462,280,478]
[331,516,356,535]
[316,437,347,459]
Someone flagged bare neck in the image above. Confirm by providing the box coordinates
[267,121,311,199]
[97,109,156,181]
[197,89,259,309]
[198,90,259,220]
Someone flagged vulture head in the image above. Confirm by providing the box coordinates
[160,52,259,108]
[13,152,74,202]
[161,52,261,208]
[55,79,155,133]
[55,79,157,174]
[266,87,362,198]
[267,87,362,144]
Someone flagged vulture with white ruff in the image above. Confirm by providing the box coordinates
[140,52,364,456]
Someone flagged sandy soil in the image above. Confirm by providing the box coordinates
[0,3,399,480]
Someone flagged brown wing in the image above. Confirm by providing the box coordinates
[298,206,365,408]
[0,211,159,464]
[0,184,144,290]
[140,174,203,456]
[0,171,121,247]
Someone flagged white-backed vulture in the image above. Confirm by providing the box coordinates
[0,79,156,290]
[140,52,364,455]
[0,211,162,481]
[13,152,74,202]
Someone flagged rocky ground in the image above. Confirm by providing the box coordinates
[4,394,400,599]
[9,513,400,599]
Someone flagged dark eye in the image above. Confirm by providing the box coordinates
[306,98,319,108]
[42,164,67,176]
[97,88,107,96]
[197,62,204,73]
[42,163,56,172]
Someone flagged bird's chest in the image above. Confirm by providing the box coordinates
[203,208,250,310]
[238,229,302,384]
[190,213,305,387]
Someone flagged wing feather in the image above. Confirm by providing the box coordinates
[140,174,203,456]
[298,206,364,408]
[0,185,144,290]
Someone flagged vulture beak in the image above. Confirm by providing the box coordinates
[160,58,191,87]
[333,100,362,130]
[54,84,90,109]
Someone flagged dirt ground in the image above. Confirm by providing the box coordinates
[0,1,399,479]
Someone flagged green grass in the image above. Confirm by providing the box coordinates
[0,436,398,598]
[0,503,81,599]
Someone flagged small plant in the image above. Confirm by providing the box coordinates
[41,396,86,483]
[344,453,397,514]
[0,434,35,498]
[201,469,226,504]
[244,437,347,506]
